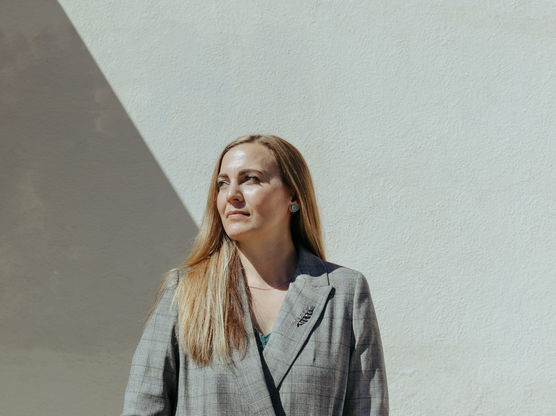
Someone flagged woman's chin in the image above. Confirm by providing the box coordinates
[225,228,252,241]
[226,227,265,243]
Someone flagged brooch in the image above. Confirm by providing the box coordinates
[292,305,315,327]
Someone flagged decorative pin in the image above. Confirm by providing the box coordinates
[292,306,315,327]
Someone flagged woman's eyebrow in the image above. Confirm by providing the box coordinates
[217,169,264,179]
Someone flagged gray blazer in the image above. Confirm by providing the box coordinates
[121,245,389,415]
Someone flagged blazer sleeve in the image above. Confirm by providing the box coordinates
[121,274,180,416]
[342,273,389,416]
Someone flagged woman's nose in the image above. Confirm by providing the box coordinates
[226,182,243,201]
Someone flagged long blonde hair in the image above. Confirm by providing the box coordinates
[145,134,325,366]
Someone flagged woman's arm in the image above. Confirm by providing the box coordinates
[121,275,180,416]
[343,273,389,416]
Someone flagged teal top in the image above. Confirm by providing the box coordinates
[255,330,271,351]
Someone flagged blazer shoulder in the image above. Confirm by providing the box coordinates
[161,267,186,290]
[322,260,369,293]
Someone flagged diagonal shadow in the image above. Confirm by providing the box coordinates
[0,1,197,414]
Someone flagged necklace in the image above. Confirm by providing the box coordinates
[248,280,291,290]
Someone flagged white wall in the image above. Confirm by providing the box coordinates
[37,1,556,414]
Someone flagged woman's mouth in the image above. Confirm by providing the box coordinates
[228,213,249,218]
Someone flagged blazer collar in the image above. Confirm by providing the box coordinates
[232,243,332,414]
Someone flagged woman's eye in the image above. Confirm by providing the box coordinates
[216,176,258,188]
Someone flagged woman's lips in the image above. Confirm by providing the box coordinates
[228,213,249,218]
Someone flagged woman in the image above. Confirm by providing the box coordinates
[121,134,389,415]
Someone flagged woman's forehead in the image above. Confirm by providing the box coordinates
[220,143,278,173]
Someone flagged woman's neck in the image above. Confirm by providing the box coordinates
[237,238,298,289]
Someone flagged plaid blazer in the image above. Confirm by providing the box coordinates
[121,244,389,415]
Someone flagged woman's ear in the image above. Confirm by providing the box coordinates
[289,189,297,203]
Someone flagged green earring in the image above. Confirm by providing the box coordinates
[290,204,299,212]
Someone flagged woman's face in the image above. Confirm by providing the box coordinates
[216,142,295,243]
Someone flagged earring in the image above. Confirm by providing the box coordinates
[289,204,299,212]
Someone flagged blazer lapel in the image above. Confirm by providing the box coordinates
[229,280,278,416]
[231,243,332,413]
[261,244,332,390]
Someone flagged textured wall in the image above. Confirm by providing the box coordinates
[0,1,196,414]
[2,0,555,414]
